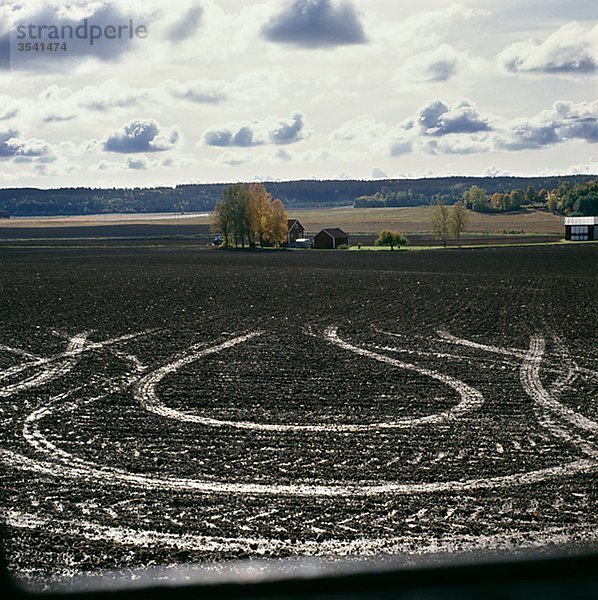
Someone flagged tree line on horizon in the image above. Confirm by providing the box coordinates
[0,175,595,217]
[357,180,598,217]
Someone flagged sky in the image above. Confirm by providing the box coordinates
[0,0,596,188]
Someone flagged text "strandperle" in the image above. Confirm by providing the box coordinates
[15,19,148,46]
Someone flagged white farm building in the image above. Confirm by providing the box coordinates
[565,216,598,241]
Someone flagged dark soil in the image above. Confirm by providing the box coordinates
[0,244,596,588]
[0,223,212,241]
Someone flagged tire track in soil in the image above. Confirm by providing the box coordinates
[520,335,597,434]
[134,328,484,432]
[0,333,88,398]
[439,330,598,383]
[2,245,597,583]
[3,330,597,498]
[0,330,156,395]
[519,335,598,465]
[5,510,597,558]
[2,325,597,574]
[0,344,41,361]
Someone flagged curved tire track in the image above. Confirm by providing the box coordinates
[134,328,485,432]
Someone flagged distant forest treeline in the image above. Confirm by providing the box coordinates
[0,175,596,216]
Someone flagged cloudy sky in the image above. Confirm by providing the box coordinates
[0,0,596,188]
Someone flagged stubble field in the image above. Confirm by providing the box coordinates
[0,244,596,589]
[0,206,563,248]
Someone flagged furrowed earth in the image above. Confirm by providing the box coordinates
[0,244,596,589]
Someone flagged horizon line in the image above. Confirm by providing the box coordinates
[1,172,597,192]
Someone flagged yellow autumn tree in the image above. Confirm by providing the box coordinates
[266,198,288,247]
[213,184,288,248]
[431,203,450,247]
[449,201,469,244]
[248,183,273,246]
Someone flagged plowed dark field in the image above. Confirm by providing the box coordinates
[0,244,596,589]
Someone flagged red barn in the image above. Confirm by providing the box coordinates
[287,219,305,244]
[313,228,349,249]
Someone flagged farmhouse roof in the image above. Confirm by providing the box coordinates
[565,216,598,226]
[319,228,348,239]
[287,218,304,229]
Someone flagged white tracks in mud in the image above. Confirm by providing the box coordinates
[0,334,87,398]
[2,326,597,498]
[134,327,484,433]
[2,324,598,559]
[520,335,598,465]
[5,510,597,558]
[438,328,597,438]
[323,327,485,427]
[439,328,598,460]
[521,335,597,434]
[439,330,598,382]
[135,331,268,429]
[0,343,40,361]
[0,330,154,398]
[3,444,596,497]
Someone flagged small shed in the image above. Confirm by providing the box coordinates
[287,219,305,244]
[313,228,349,249]
[565,216,597,241]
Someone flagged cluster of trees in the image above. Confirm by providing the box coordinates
[462,185,536,213]
[211,183,288,248]
[352,176,594,211]
[376,230,409,250]
[462,181,598,217]
[354,195,386,208]
[355,189,432,208]
[356,179,598,217]
[355,184,476,209]
[431,202,469,246]
[374,202,471,250]
[266,176,594,208]
[544,180,598,216]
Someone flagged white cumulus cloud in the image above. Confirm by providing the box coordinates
[499,22,598,75]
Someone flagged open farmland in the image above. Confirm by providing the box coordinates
[291,206,564,235]
[0,207,563,234]
[0,206,564,247]
[0,244,596,588]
